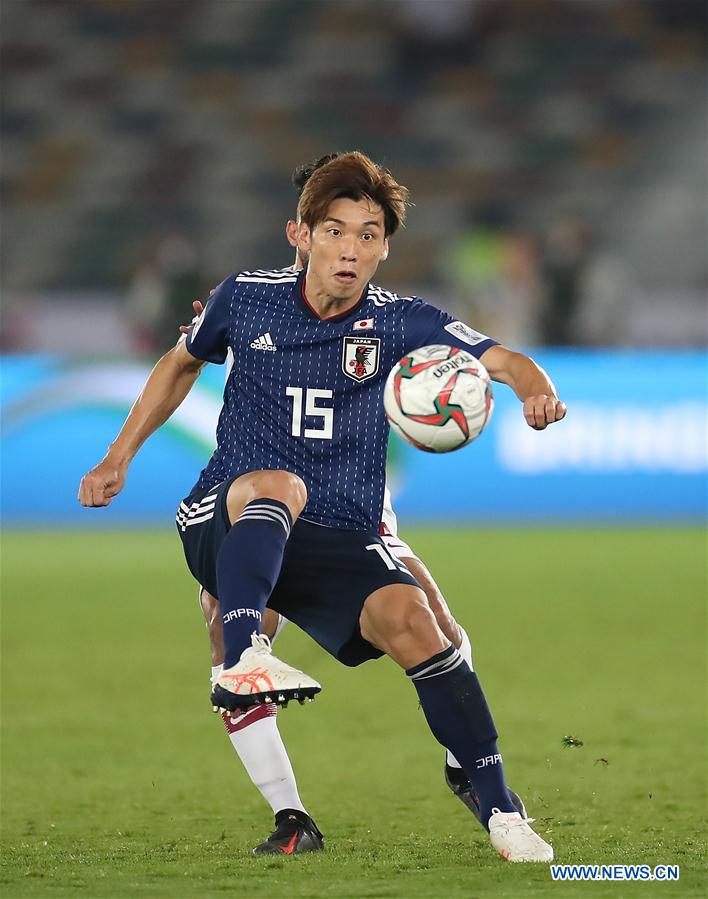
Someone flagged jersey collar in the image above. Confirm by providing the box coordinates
[293,268,369,323]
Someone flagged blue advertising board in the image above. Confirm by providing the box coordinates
[390,350,706,524]
[1,351,705,526]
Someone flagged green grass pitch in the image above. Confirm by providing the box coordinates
[2,528,706,898]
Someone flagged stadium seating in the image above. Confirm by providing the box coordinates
[2,0,705,348]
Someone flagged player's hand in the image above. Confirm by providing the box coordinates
[523,395,567,430]
[78,459,127,507]
[178,300,205,335]
[178,286,218,335]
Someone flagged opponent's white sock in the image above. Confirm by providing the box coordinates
[221,706,307,814]
[446,627,473,770]
[271,614,289,644]
[210,629,304,815]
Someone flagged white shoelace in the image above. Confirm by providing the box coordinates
[491,809,537,827]
[250,632,272,653]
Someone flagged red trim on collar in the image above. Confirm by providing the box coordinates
[300,275,366,321]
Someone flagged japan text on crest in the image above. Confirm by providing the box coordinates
[342,336,381,382]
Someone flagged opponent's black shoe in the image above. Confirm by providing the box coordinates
[252,808,325,855]
[445,763,528,827]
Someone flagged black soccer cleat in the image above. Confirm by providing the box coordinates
[252,808,325,855]
[445,763,528,828]
[211,681,319,713]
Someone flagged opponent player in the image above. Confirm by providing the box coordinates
[79,152,565,862]
[181,154,526,853]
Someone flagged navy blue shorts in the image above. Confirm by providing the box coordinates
[176,478,419,666]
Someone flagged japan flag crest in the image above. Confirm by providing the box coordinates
[342,336,381,382]
[352,318,374,331]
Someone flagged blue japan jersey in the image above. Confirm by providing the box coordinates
[186,267,498,529]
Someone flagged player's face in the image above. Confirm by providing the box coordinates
[297,197,389,301]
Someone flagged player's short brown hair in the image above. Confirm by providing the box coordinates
[292,153,341,195]
[297,151,409,237]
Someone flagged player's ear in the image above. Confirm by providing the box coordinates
[285,219,298,248]
[381,238,389,262]
[296,221,312,252]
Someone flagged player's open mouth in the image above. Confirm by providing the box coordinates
[334,271,357,284]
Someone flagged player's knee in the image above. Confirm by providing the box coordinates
[228,470,308,522]
[254,470,308,516]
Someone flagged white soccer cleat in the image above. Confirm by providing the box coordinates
[488,809,554,863]
[210,633,321,711]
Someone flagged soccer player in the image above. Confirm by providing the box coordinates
[182,153,527,852]
[79,152,565,862]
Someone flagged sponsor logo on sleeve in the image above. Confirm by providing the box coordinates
[444,321,489,346]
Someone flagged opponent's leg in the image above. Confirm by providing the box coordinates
[212,470,321,711]
[360,585,552,862]
[199,587,283,666]
[223,698,323,854]
[399,554,464,649]
[399,555,526,823]
[200,588,323,854]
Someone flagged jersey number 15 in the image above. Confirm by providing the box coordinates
[285,387,334,439]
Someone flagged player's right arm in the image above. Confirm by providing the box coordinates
[78,341,206,507]
[79,276,233,507]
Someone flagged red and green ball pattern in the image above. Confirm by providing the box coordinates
[389,346,492,452]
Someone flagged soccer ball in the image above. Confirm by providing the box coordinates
[383,345,494,453]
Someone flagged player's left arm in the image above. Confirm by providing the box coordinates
[479,345,567,430]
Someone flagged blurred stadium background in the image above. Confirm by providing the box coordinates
[1,1,706,896]
[2,0,706,525]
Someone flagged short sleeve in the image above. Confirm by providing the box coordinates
[404,299,499,359]
[185,277,233,364]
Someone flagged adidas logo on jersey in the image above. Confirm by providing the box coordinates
[250,332,277,352]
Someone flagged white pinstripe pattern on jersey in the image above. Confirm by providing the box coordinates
[189,271,491,529]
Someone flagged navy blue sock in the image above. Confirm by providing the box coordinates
[407,644,517,826]
[216,498,292,668]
